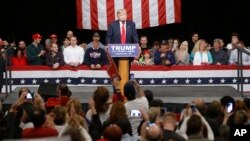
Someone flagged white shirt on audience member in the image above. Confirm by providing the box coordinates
[125,96,149,136]
[63,45,84,64]
[229,47,250,65]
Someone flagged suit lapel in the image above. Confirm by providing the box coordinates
[116,21,121,43]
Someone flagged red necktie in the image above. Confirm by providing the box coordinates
[121,22,126,43]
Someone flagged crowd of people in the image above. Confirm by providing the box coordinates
[0,78,249,141]
[0,31,250,70]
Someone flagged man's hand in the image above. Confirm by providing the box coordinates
[165,60,170,65]
[90,64,96,69]
[53,63,60,69]
[96,64,101,69]
[38,50,46,57]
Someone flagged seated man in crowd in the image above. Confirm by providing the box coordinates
[229,41,250,65]
[86,32,105,50]
[27,33,46,65]
[84,41,108,69]
[63,36,84,67]
[211,38,228,65]
[45,43,65,69]
[154,40,175,66]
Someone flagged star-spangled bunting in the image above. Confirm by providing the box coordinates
[9,77,249,85]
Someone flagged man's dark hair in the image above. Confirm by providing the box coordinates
[124,81,136,101]
[144,90,154,104]
[220,95,235,108]
[149,99,164,108]
[31,107,46,128]
[186,114,203,136]
[231,32,239,38]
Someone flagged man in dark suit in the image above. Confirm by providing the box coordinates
[106,9,139,72]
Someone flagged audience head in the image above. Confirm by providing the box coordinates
[146,124,162,141]
[50,106,67,125]
[93,86,110,114]
[124,80,136,101]
[18,40,26,50]
[144,89,154,104]
[206,100,221,119]
[162,112,177,131]
[234,110,248,125]
[93,32,100,41]
[32,33,42,43]
[192,98,206,115]
[148,107,160,123]
[179,40,189,52]
[231,32,239,45]
[57,83,72,98]
[186,114,203,136]
[51,43,59,53]
[103,124,122,141]
[62,126,85,141]
[67,30,74,39]
[16,101,34,124]
[149,99,164,108]
[31,107,46,128]
[191,32,199,43]
[18,87,31,97]
[70,36,77,46]
[152,41,160,50]
[67,98,84,116]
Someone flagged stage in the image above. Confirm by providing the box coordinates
[1,65,249,113]
[1,85,245,113]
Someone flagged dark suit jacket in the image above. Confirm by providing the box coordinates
[106,20,139,44]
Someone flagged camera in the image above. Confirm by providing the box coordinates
[191,103,196,112]
[226,102,233,113]
[130,73,135,80]
[160,108,167,116]
[26,93,34,99]
[130,110,141,117]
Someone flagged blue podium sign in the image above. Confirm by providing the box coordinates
[108,44,139,57]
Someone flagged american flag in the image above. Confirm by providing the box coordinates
[5,65,250,92]
[76,0,181,30]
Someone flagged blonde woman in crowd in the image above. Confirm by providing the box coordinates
[191,39,213,65]
[175,41,190,65]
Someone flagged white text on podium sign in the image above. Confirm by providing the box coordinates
[108,44,139,57]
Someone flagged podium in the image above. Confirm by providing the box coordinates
[107,44,139,95]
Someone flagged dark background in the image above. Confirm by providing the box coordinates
[0,0,250,46]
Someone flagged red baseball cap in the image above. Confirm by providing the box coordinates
[32,33,42,40]
[50,34,57,39]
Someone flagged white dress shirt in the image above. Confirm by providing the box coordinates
[63,45,85,64]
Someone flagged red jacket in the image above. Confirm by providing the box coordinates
[22,127,58,139]
[11,56,27,66]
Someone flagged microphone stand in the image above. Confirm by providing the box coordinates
[1,45,15,100]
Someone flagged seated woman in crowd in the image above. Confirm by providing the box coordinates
[11,49,27,66]
[191,39,213,65]
[172,38,181,52]
[138,50,154,66]
[45,43,65,69]
[175,41,190,65]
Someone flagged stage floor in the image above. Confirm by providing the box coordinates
[1,85,245,113]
